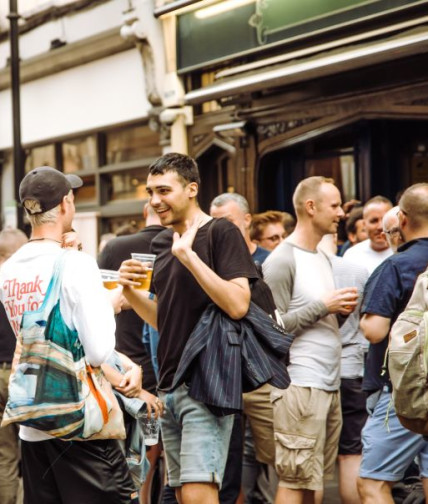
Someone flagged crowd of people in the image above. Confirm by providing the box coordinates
[0,153,427,504]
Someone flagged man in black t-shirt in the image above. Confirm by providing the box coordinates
[119,153,258,504]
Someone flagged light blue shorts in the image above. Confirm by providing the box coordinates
[360,389,428,481]
[158,384,234,488]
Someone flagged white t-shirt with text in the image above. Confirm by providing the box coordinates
[0,242,116,441]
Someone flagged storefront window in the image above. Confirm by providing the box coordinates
[106,124,161,165]
[305,152,356,203]
[63,135,97,173]
[25,145,55,173]
[74,175,96,205]
[105,167,150,201]
[106,215,144,234]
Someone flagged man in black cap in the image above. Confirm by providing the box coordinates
[0,166,138,503]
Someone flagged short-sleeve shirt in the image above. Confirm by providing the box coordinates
[151,218,258,391]
[252,246,270,266]
[361,238,428,392]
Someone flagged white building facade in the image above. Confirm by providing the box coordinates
[0,0,168,256]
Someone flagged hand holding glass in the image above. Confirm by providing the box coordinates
[130,254,156,290]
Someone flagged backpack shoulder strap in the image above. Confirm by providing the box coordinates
[206,218,218,271]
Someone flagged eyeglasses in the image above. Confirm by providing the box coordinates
[261,233,287,243]
[384,227,400,236]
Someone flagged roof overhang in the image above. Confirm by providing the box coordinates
[185,26,428,105]
[154,0,204,17]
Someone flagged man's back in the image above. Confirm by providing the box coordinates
[0,241,115,441]
[362,238,428,392]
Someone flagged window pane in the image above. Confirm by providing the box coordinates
[74,175,96,205]
[106,167,150,201]
[63,136,97,172]
[25,145,55,173]
[305,152,356,202]
[106,125,161,164]
[103,216,144,235]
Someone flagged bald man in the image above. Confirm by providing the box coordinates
[263,176,358,504]
[344,197,393,274]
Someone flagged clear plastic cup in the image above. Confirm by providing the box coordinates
[131,253,156,290]
[139,413,160,446]
[100,269,120,290]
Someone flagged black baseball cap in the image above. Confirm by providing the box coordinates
[19,166,83,215]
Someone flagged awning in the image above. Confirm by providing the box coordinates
[185,26,428,105]
[154,0,204,17]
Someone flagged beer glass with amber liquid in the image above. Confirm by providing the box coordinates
[131,253,156,290]
[100,269,120,290]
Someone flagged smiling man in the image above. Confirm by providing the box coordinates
[118,153,258,504]
[344,196,393,274]
[263,176,358,504]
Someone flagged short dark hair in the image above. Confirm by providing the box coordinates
[149,153,201,186]
[345,207,364,235]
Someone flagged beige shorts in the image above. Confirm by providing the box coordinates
[271,384,342,491]
[243,383,275,466]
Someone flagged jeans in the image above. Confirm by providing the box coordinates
[158,384,234,488]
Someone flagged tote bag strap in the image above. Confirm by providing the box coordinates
[39,250,69,316]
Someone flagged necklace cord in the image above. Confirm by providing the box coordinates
[28,237,62,245]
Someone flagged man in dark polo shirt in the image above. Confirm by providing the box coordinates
[98,203,164,394]
[0,228,27,504]
[358,183,428,503]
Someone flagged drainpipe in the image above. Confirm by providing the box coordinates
[8,0,25,230]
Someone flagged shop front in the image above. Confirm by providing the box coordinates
[157,0,428,211]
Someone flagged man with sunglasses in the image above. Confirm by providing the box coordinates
[250,211,295,252]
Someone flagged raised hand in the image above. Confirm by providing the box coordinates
[171,217,203,262]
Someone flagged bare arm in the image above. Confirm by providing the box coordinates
[360,313,391,344]
[118,260,158,329]
[171,219,250,320]
[101,363,125,388]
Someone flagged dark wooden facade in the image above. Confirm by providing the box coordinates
[174,1,428,213]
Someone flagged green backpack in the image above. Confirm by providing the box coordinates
[388,268,428,435]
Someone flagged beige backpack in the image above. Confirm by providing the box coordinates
[388,269,428,435]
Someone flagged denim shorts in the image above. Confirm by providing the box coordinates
[360,389,428,481]
[158,384,234,488]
